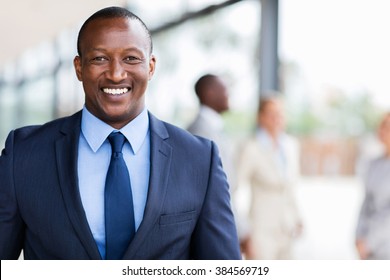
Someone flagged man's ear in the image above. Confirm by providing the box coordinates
[73,56,82,81]
[148,55,156,81]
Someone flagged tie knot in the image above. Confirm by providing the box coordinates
[108,132,126,155]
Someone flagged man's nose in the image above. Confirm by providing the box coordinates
[106,60,127,82]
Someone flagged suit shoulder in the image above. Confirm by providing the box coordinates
[155,120,214,153]
[11,112,81,142]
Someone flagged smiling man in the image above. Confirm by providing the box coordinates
[74,9,155,129]
[0,7,241,260]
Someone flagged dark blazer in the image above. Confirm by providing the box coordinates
[0,111,241,260]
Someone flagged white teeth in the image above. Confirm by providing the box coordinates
[102,88,129,95]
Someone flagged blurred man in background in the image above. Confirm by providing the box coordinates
[187,74,229,159]
[187,74,252,258]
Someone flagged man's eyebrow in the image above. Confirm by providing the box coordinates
[123,47,144,53]
[85,47,107,53]
[86,47,144,53]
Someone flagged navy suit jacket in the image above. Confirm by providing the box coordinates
[0,111,241,260]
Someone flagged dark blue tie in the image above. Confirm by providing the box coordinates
[104,132,135,260]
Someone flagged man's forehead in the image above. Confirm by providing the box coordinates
[77,11,153,56]
[80,17,151,48]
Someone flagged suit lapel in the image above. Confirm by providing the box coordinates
[55,111,102,259]
[123,113,172,258]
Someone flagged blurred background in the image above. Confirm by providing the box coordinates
[1,0,390,259]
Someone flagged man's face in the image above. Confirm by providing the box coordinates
[204,77,229,113]
[213,77,229,113]
[74,17,156,129]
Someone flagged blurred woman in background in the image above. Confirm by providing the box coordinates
[236,96,303,259]
[356,112,390,259]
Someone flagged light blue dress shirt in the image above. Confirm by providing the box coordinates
[77,107,150,259]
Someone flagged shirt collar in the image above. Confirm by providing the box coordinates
[199,105,224,130]
[81,106,149,154]
[256,128,285,148]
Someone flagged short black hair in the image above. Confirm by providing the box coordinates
[194,74,218,97]
[76,6,153,56]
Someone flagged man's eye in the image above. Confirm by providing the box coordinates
[124,56,142,64]
[125,56,137,61]
[92,57,107,62]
